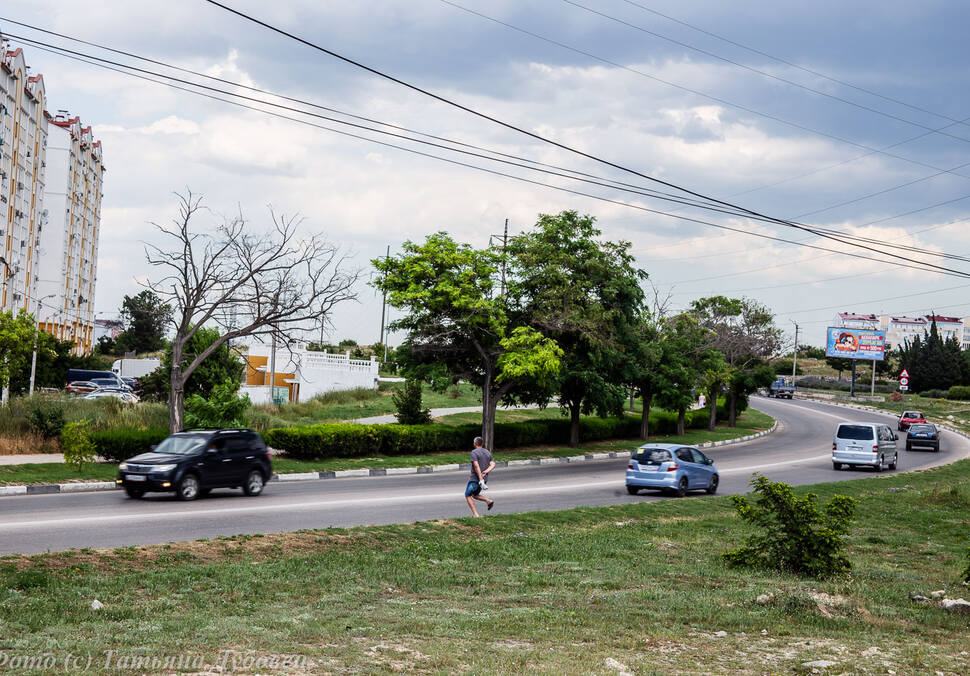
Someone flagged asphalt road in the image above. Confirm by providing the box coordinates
[1,397,966,555]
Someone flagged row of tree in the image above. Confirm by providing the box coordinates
[895,319,970,393]
[374,211,781,449]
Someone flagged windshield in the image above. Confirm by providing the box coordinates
[634,448,672,464]
[903,411,923,418]
[153,434,209,456]
[837,425,874,440]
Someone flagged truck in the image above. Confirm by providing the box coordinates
[766,376,796,399]
[111,358,162,380]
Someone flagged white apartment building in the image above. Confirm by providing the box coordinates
[37,111,105,354]
[0,46,47,316]
[833,312,970,350]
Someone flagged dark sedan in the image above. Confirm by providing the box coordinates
[905,423,940,452]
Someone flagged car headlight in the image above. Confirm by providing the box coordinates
[118,462,129,471]
[152,464,177,473]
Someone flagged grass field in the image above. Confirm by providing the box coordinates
[801,391,970,436]
[0,409,773,485]
[1,453,968,673]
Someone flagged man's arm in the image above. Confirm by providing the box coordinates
[472,459,484,482]
[482,460,496,477]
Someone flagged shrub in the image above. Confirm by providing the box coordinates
[185,381,250,429]
[947,385,970,401]
[962,547,970,584]
[60,421,97,471]
[392,379,431,425]
[919,388,947,400]
[721,475,856,579]
[27,403,66,440]
[90,428,170,463]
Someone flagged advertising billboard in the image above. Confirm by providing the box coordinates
[825,327,886,361]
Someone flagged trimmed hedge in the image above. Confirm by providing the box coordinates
[265,408,714,460]
[91,429,170,463]
[947,385,970,401]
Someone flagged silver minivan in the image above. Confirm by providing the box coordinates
[832,421,898,471]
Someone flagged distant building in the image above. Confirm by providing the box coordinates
[240,343,379,404]
[37,111,105,354]
[0,46,47,316]
[93,318,123,344]
[833,312,970,350]
[0,41,104,355]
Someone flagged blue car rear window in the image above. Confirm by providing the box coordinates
[634,449,672,463]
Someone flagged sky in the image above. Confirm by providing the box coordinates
[3,0,969,350]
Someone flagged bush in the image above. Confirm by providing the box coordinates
[947,385,970,401]
[919,388,947,400]
[392,379,431,425]
[266,412,682,460]
[185,381,250,428]
[722,475,856,579]
[27,403,66,440]
[60,421,97,471]
[90,428,170,463]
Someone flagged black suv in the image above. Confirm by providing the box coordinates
[116,429,272,500]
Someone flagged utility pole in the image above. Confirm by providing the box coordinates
[378,244,389,362]
[500,218,508,297]
[268,330,277,406]
[29,293,57,396]
[789,320,799,378]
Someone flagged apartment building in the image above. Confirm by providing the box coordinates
[833,312,970,350]
[0,46,47,316]
[0,41,104,355]
[36,112,105,354]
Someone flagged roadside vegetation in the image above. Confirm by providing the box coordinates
[1,459,967,674]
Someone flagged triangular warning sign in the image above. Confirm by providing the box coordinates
[900,369,910,378]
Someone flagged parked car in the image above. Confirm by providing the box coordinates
[897,410,926,431]
[66,380,100,396]
[90,377,134,393]
[905,423,940,452]
[66,369,126,389]
[83,389,139,403]
[832,422,898,471]
[626,443,718,497]
[116,429,272,500]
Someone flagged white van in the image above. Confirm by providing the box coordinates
[832,422,898,471]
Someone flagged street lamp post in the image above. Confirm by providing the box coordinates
[0,255,19,406]
[29,293,58,396]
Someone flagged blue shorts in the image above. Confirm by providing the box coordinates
[465,481,482,497]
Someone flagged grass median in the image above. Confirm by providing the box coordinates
[0,409,772,486]
[0,451,967,674]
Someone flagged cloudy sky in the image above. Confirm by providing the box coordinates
[3,0,969,348]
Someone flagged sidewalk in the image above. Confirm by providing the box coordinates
[0,453,64,466]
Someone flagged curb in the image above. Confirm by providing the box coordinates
[0,422,779,498]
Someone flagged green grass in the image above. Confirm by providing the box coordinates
[0,409,773,485]
[1,455,969,673]
[802,390,970,435]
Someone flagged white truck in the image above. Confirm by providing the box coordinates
[111,358,162,379]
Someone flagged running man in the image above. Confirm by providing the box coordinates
[465,436,495,517]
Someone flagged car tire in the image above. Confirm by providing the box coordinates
[832,461,842,471]
[889,454,898,470]
[675,477,688,498]
[706,474,719,494]
[243,469,265,497]
[176,473,200,501]
[124,486,144,499]
[905,443,912,451]
[198,488,211,498]
[626,485,640,495]
[874,456,884,472]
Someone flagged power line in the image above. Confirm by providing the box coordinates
[198,1,970,278]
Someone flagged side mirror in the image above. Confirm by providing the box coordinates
[149,444,157,451]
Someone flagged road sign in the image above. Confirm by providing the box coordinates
[899,376,909,386]
[900,369,910,379]
[900,385,909,391]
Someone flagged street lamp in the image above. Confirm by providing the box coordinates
[29,293,58,396]
[0,256,20,406]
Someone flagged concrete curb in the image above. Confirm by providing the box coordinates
[0,422,779,498]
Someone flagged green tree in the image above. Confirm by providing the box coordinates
[114,290,172,354]
[392,378,432,425]
[655,313,711,436]
[372,232,561,450]
[184,381,251,428]
[825,356,854,380]
[0,309,37,403]
[626,315,664,440]
[507,211,647,446]
[133,326,244,404]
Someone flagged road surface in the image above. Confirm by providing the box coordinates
[0,397,965,555]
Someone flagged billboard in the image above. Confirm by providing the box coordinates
[825,327,886,361]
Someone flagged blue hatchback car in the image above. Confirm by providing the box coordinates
[626,443,719,497]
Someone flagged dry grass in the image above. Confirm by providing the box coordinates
[0,430,56,455]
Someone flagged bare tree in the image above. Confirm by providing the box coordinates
[146,191,360,432]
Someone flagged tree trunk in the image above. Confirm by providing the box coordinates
[569,400,581,447]
[707,382,718,432]
[169,344,185,433]
[677,408,686,436]
[728,389,737,427]
[639,390,652,440]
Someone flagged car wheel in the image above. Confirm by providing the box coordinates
[706,474,719,494]
[889,454,898,470]
[905,443,912,451]
[176,473,200,501]
[874,456,884,472]
[626,485,640,495]
[124,486,144,499]
[243,469,265,496]
[832,461,842,471]
[675,477,688,498]
[198,488,211,498]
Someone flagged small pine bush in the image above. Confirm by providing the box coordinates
[722,475,856,579]
[60,421,97,471]
[392,379,432,425]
